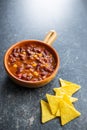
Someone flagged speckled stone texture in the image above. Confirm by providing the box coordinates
[0,0,87,130]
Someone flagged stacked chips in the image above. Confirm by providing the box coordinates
[40,78,81,125]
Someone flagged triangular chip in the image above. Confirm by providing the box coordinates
[59,78,72,86]
[59,78,81,95]
[54,87,74,96]
[62,85,81,96]
[60,100,81,125]
[40,100,56,123]
[53,88,78,102]
[70,97,78,102]
[40,78,81,125]
[54,84,80,96]
[46,94,61,115]
[53,88,67,96]
[59,78,79,86]
[62,94,73,106]
[56,94,73,117]
[56,108,60,117]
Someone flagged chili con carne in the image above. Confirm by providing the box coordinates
[8,43,56,81]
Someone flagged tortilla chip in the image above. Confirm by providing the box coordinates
[40,78,81,125]
[56,108,60,117]
[59,78,78,86]
[60,100,81,125]
[59,78,72,86]
[53,88,78,102]
[63,94,73,106]
[54,84,80,96]
[56,94,73,117]
[46,94,61,115]
[70,97,78,102]
[41,100,56,123]
[54,87,73,96]
[59,78,81,95]
[53,88,67,96]
[62,85,81,96]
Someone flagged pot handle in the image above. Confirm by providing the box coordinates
[43,30,57,46]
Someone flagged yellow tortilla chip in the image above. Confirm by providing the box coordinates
[62,85,81,96]
[54,87,73,96]
[40,78,81,125]
[59,78,79,86]
[59,78,72,86]
[62,94,73,106]
[70,97,78,102]
[40,100,56,123]
[56,94,73,117]
[54,85,80,96]
[56,108,60,117]
[53,88,65,96]
[53,88,78,102]
[46,94,61,115]
[59,78,81,95]
[56,95,78,116]
[59,100,81,125]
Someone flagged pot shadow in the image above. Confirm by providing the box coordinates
[1,77,32,96]
[1,76,56,100]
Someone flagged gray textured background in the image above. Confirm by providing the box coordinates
[0,0,87,130]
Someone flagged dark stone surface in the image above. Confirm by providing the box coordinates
[0,0,87,129]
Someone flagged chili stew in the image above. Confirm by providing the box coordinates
[8,43,56,82]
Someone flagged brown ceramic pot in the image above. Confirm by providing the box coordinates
[4,30,60,88]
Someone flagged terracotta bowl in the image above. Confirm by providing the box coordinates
[4,30,60,88]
